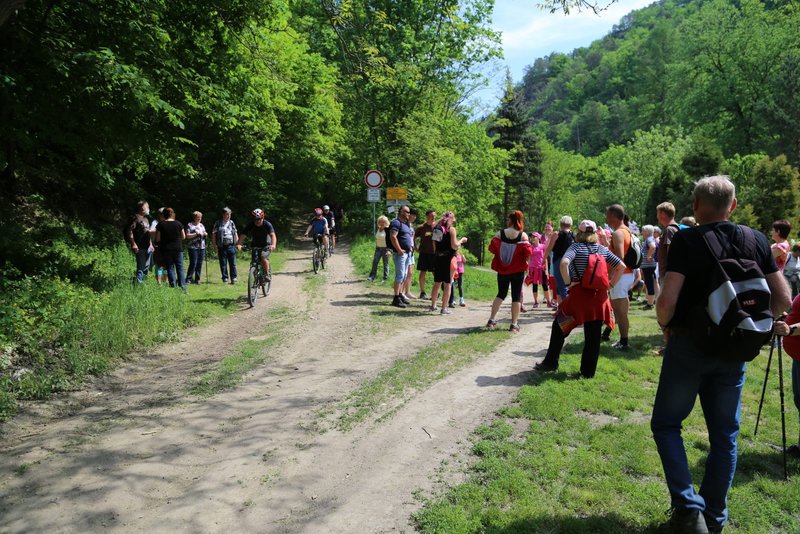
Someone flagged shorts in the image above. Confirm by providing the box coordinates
[417,252,436,272]
[610,272,636,300]
[252,247,271,262]
[393,251,410,284]
[433,253,454,283]
[407,253,415,267]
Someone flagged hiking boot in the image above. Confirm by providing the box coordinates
[419,292,428,300]
[534,362,557,373]
[611,341,629,351]
[509,323,520,333]
[399,294,410,304]
[440,308,451,315]
[392,296,407,308]
[659,508,709,534]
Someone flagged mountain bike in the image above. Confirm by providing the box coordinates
[312,234,327,274]
[247,247,272,307]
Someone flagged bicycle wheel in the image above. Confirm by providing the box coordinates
[248,265,258,307]
[312,246,320,274]
[262,267,271,297]
[321,246,326,270]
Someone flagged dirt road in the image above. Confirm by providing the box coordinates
[0,243,553,533]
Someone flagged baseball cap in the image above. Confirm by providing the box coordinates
[222,207,232,214]
[323,205,330,210]
[578,219,597,233]
[531,232,542,239]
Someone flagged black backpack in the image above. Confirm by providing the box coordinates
[622,228,643,269]
[689,225,773,362]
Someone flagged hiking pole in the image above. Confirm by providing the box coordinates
[777,338,788,480]
[754,333,776,437]
[205,237,209,285]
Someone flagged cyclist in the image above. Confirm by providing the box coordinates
[304,208,329,251]
[322,205,336,253]
[237,208,277,279]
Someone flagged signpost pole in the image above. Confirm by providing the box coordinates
[372,201,376,236]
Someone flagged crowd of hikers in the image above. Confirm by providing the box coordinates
[125,175,799,533]
[372,176,799,534]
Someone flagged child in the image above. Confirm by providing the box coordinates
[523,232,551,309]
[449,251,466,307]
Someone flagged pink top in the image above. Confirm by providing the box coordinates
[455,253,465,274]
[773,241,790,271]
[525,244,546,285]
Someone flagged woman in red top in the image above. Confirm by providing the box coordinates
[486,211,532,333]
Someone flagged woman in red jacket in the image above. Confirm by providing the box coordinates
[486,211,532,332]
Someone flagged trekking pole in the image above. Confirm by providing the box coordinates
[754,333,776,437]
[205,237,209,285]
[777,338,788,480]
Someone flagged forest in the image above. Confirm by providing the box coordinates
[1,0,799,414]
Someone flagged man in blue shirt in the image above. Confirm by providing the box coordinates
[304,208,330,251]
[388,206,414,308]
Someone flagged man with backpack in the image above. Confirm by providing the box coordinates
[605,203,640,350]
[125,200,154,284]
[653,176,790,534]
[212,207,239,284]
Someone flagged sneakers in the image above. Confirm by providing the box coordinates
[532,302,539,308]
[534,362,557,373]
[231,278,238,284]
[419,292,428,300]
[429,305,439,312]
[367,276,375,282]
[392,295,407,308]
[440,308,451,315]
[509,323,520,333]
[659,507,709,534]
[486,319,497,329]
[459,297,465,307]
[612,341,629,351]
[642,303,654,310]
[399,294,410,304]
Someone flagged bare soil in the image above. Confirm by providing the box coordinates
[0,241,554,533]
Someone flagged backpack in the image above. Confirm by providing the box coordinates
[580,245,610,291]
[622,228,643,269]
[432,224,445,243]
[689,225,773,362]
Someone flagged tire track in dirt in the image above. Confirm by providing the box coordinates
[0,240,555,533]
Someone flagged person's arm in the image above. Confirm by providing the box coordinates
[656,271,685,330]
[155,230,161,244]
[609,262,625,288]
[303,223,312,237]
[646,239,656,261]
[180,227,186,241]
[544,233,557,257]
[270,232,277,251]
[126,221,136,250]
[559,256,571,286]
[450,227,466,249]
[766,271,791,316]
[389,228,401,253]
[611,229,625,259]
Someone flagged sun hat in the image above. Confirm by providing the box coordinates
[578,219,597,233]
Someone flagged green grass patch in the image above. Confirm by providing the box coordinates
[414,312,800,533]
[0,248,291,420]
[349,234,499,301]
[333,328,511,431]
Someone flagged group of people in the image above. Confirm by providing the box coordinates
[368,207,468,312]
[124,202,277,290]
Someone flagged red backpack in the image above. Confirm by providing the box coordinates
[581,246,610,291]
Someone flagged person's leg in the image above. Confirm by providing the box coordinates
[579,320,603,378]
[196,248,205,283]
[651,336,707,513]
[643,267,656,306]
[449,281,455,307]
[369,247,382,280]
[381,250,389,280]
[538,317,566,369]
[697,359,746,530]
[392,252,407,301]
[164,251,177,287]
[418,269,427,297]
[175,251,186,289]
[510,273,524,325]
[490,274,511,321]
[135,249,151,284]
[218,247,228,282]
[404,260,415,297]
[457,276,464,301]
[441,281,452,310]
[612,297,630,338]
[229,245,237,282]
[186,248,198,283]
[430,281,441,308]
[793,360,800,447]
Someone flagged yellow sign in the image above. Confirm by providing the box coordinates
[386,187,408,200]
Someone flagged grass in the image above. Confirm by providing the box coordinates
[413,310,800,533]
[331,328,512,431]
[0,248,291,420]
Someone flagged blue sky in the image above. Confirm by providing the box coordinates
[471,0,655,112]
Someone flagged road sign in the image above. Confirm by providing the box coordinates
[367,188,381,202]
[386,187,408,200]
[364,170,384,188]
[386,199,410,207]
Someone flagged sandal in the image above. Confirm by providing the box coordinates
[486,319,498,329]
[520,306,528,313]
[509,323,520,333]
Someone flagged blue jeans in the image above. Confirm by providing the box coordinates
[651,334,746,529]
[186,248,205,283]
[135,248,152,284]
[369,247,389,280]
[218,245,237,282]
[393,251,409,284]
[163,250,186,289]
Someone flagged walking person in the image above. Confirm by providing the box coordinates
[402,208,418,300]
[155,207,187,290]
[652,176,789,533]
[368,215,391,282]
[429,211,467,314]
[387,206,414,308]
[149,207,167,285]
[125,200,154,284]
[534,220,624,377]
[604,204,635,350]
[212,207,239,284]
[449,250,466,307]
[415,209,437,299]
[640,224,659,310]
[544,216,574,306]
[485,211,532,332]
[185,211,207,284]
